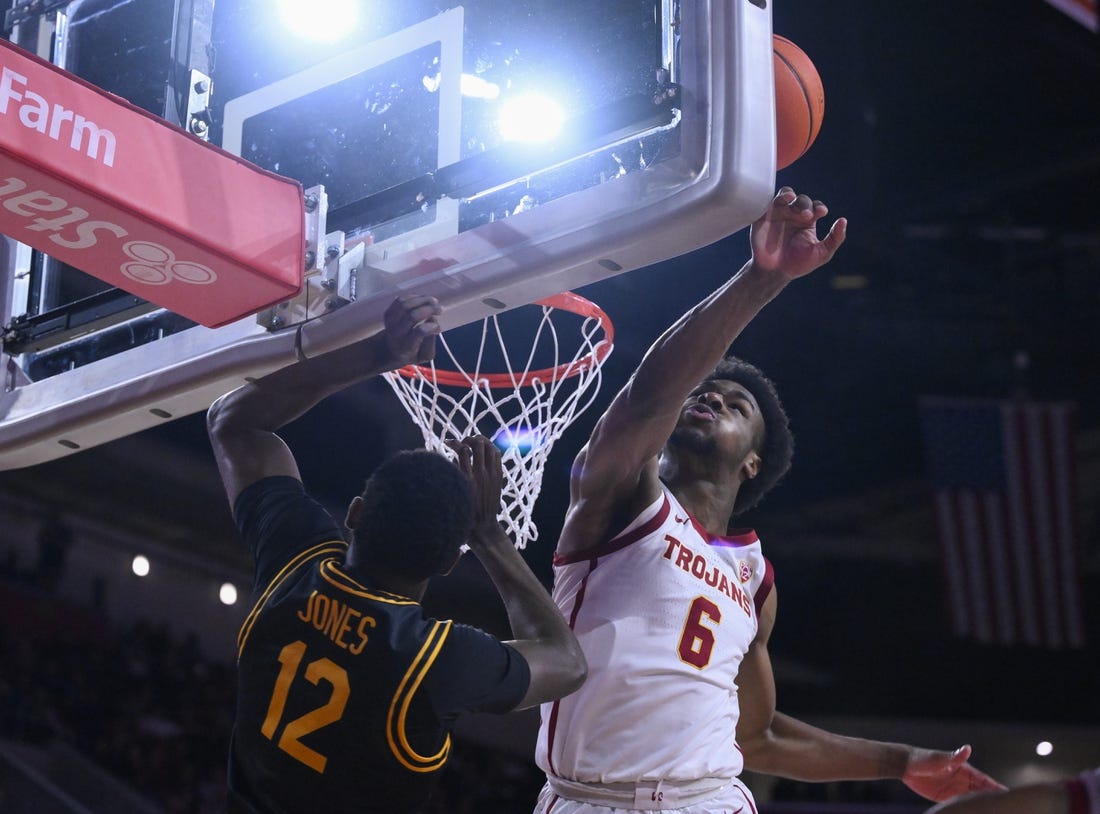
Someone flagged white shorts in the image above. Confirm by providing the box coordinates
[532,778,758,814]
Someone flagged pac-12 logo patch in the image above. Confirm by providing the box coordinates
[737,560,753,584]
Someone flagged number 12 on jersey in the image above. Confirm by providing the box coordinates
[262,640,350,773]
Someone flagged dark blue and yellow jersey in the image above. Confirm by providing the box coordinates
[227,477,530,814]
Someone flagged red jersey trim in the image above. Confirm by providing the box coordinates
[735,783,760,814]
[552,496,672,566]
[705,527,760,547]
[545,568,592,775]
[753,558,775,618]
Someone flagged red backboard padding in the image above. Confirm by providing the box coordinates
[0,38,303,328]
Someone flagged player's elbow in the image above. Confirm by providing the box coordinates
[516,638,588,709]
[205,393,236,443]
[738,727,782,775]
[206,389,254,443]
[545,636,588,697]
[559,640,588,695]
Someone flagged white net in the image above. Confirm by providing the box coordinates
[383,294,613,549]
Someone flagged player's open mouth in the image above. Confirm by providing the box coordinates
[685,404,716,420]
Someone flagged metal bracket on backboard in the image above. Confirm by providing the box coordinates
[3,0,69,33]
[257,185,359,330]
[185,69,212,140]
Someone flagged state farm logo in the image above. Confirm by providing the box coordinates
[0,66,117,167]
[121,241,216,286]
[0,173,216,287]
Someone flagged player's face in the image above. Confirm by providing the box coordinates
[669,378,764,470]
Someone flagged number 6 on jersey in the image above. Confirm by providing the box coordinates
[678,596,721,669]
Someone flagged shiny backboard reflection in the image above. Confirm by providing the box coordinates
[0,0,777,469]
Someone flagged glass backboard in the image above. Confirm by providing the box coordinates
[0,0,777,469]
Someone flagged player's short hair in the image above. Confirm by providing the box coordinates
[706,356,794,518]
[351,449,473,578]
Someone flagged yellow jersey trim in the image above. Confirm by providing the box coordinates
[319,560,418,605]
[386,619,453,772]
[237,541,345,655]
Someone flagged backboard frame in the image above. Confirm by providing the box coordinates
[0,0,777,470]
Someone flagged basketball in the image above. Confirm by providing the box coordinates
[773,35,825,170]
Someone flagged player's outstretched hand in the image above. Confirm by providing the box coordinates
[383,293,442,366]
[749,187,847,281]
[902,745,1006,803]
[447,435,505,547]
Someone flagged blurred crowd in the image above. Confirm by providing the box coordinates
[0,540,924,814]
[0,569,548,813]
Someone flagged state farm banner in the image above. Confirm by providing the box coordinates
[0,38,304,328]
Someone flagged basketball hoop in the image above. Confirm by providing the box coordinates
[384,291,614,549]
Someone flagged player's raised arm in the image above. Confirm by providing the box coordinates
[450,435,587,709]
[560,189,846,556]
[206,294,442,507]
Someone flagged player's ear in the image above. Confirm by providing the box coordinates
[740,452,761,481]
[344,495,363,530]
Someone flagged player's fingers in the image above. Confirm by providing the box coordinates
[406,305,443,334]
[386,295,418,333]
[774,186,797,204]
[483,437,501,471]
[950,745,972,766]
[390,294,441,332]
[821,217,848,254]
[416,334,437,363]
[397,293,440,312]
[789,193,815,216]
[445,438,468,457]
[467,434,487,471]
[414,320,442,341]
[445,439,473,473]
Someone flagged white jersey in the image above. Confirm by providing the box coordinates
[536,485,774,786]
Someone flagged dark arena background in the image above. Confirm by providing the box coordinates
[1,1,1099,812]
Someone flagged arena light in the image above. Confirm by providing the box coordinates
[278,0,360,44]
[219,582,239,606]
[460,74,501,100]
[492,427,543,456]
[421,73,501,100]
[131,555,150,577]
[498,93,565,143]
[1035,740,1054,757]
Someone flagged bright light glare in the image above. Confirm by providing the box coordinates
[493,427,543,455]
[1035,741,1053,757]
[219,583,239,606]
[461,74,500,100]
[278,0,359,44]
[498,94,564,143]
[131,555,150,577]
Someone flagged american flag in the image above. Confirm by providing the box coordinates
[919,397,1086,649]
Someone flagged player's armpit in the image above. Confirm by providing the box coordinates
[733,589,780,768]
[207,399,302,509]
[554,445,664,561]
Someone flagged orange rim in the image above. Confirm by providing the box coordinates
[395,291,614,388]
